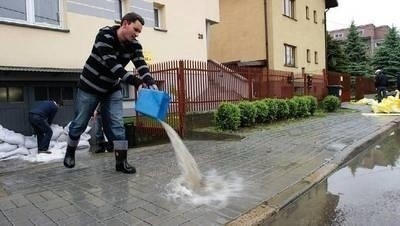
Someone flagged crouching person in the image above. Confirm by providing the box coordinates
[63,12,157,174]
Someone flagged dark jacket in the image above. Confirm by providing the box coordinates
[375,72,388,88]
[29,101,58,124]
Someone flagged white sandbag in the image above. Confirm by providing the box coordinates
[0,126,25,145]
[51,124,64,140]
[28,148,38,155]
[0,143,18,153]
[24,136,37,149]
[64,122,91,134]
[49,141,56,148]
[80,133,91,141]
[54,141,67,150]
[57,133,68,142]
[77,140,90,150]
[0,147,29,159]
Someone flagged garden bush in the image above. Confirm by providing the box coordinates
[238,101,257,127]
[253,100,269,123]
[304,96,318,116]
[286,99,298,119]
[275,99,290,120]
[264,98,279,121]
[322,95,341,112]
[215,102,241,130]
[292,96,309,117]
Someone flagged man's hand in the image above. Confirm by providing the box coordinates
[142,83,158,90]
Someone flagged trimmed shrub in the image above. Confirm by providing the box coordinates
[254,100,269,123]
[322,95,341,112]
[264,98,279,121]
[275,99,290,120]
[286,99,299,119]
[215,102,241,130]
[304,96,318,116]
[292,96,309,117]
[238,101,257,127]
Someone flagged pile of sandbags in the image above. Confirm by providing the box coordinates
[0,124,91,162]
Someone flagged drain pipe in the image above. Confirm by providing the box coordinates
[324,8,330,71]
[264,0,269,68]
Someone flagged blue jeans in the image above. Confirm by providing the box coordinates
[95,115,106,143]
[68,89,126,149]
[29,113,53,151]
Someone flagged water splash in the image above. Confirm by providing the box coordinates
[159,120,243,207]
[165,170,243,208]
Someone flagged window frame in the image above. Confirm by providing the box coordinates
[306,6,309,20]
[0,0,63,29]
[153,2,167,31]
[314,51,319,64]
[284,44,296,67]
[306,49,311,63]
[313,10,317,23]
[283,0,295,19]
[114,0,123,21]
[0,86,24,103]
[33,86,73,101]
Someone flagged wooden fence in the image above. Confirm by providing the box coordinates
[134,60,374,138]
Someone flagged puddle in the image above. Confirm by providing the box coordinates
[265,129,400,225]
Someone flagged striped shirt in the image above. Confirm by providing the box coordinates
[78,26,154,95]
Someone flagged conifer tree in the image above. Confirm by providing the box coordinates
[371,27,400,77]
[343,22,370,76]
[326,33,348,72]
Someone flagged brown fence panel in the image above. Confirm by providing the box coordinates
[293,73,305,96]
[326,71,351,102]
[355,76,375,100]
[309,73,327,100]
[265,69,294,99]
[135,61,181,138]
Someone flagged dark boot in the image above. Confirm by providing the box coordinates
[115,149,136,174]
[63,145,76,168]
[94,142,106,153]
[105,142,114,152]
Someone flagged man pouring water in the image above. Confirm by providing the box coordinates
[63,12,157,174]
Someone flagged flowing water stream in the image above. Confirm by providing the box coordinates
[159,120,243,207]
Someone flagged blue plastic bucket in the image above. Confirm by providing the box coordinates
[135,89,170,120]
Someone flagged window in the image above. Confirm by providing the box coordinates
[313,10,317,23]
[114,0,122,20]
[306,49,311,63]
[154,8,160,28]
[153,3,166,30]
[283,0,294,18]
[284,44,296,67]
[0,87,24,102]
[34,87,73,101]
[0,0,61,27]
[306,6,309,20]
[314,51,318,64]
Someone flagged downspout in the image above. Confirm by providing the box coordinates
[264,0,269,68]
[324,8,330,71]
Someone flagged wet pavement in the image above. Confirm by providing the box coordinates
[265,125,400,226]
[0,103,399,225]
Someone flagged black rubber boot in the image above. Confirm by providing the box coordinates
[94,142,106,153]
[105,142,114,152]
[115,150,136,174]
[63,145,76,168]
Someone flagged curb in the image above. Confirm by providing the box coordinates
[226,118,400,226]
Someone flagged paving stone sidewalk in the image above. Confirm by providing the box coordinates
[0,104,399,226]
